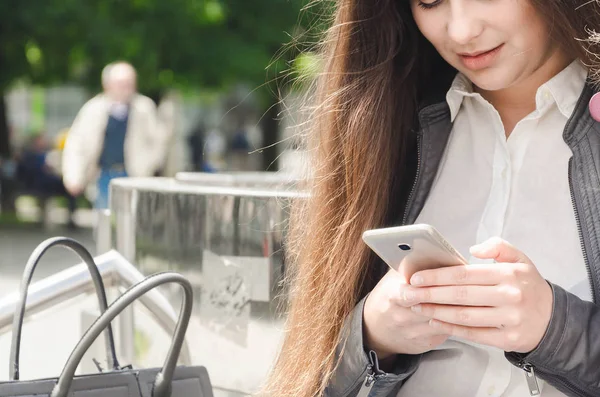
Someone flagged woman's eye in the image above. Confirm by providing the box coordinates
[417,0,443,9]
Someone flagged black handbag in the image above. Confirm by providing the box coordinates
[0,237,213,397]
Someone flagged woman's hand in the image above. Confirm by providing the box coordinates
[363,268,449,360]
[406,237,553,354]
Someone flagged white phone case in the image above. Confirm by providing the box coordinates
[362,224,467,280]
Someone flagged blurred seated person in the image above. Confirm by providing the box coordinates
[17,134,77,228]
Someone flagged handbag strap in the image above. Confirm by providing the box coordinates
[51,272,193,397]
[10,237,120,381]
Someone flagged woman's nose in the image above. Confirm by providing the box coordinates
[447,5,484,46]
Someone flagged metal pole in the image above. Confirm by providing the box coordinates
[96,209,112,255]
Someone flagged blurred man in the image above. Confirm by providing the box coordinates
[62,61,168,209]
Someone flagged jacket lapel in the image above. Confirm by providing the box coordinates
[564,82,600,302]
[403,102,454,225]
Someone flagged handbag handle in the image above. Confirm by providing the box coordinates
[51,272,193,397]
[10,237,120,381]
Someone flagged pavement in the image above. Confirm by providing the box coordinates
[0,225,96,299]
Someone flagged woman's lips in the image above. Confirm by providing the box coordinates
[458,44,504,71]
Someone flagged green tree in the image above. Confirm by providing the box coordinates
[0,0,84,209]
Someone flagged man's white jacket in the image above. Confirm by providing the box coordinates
[62,93,170,192]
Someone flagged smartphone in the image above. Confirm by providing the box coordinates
[362,224,468,280]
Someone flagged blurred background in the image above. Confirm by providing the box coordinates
[0,0,325,227]
[0,2,329,395]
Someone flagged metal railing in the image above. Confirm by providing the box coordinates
[0,250,191,366]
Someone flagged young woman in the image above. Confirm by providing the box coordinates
[264,0,600,396]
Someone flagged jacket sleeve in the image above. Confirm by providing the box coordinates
[136,95,169,173]
[62,101,98,190]
[324,296,422,397]
[506,283,600,397]
[154,98,177,172]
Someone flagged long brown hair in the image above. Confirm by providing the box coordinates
[263,1,600,396]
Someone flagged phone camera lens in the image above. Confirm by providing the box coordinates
[398,244,412,251]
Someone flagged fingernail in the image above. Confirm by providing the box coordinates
[411,275,424,285]
[471,237,501,254]
[403,290,416,302]
[429,319,441,328]
[470,245,488,257]
[411,304,421,313]
[469,244,483,254]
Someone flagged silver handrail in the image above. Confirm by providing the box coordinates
[0,250,192,365]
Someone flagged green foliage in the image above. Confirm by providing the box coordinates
[0,0,331,96]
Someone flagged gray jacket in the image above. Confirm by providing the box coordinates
[325,81,600,397]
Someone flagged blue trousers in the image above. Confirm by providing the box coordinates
[95,169,128,209]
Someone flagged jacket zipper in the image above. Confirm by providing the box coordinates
[517,361,541,396]
[568,159,598,303]
[401,131,423,225]
[356,351,386,397]
[519,360,594,397]
[356,371,376,397]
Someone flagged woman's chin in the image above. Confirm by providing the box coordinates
[467,73,513,93]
